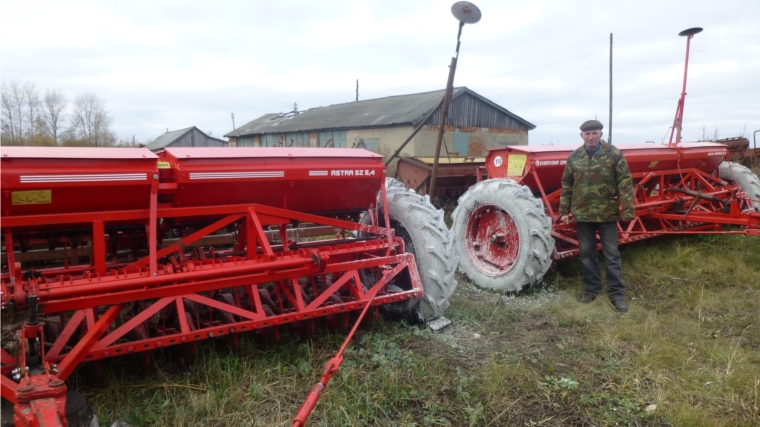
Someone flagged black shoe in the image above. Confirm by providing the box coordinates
[611,298,628,313]
[578,293,597,303]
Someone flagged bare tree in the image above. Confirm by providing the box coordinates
[68,93,116,147]
[23,82,41,139]
[1,81,26,144]
[1,84,17,143]
[43,89,67,144]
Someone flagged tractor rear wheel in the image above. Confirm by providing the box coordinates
[361,178,458,322]
[451,179,553,292]
[719,161,760,211]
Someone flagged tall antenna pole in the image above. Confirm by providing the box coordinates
[356,79,359,102]
[231,113,236,130]
[429,2,481,199]
[608,33,613,144]
[668,27,703,146]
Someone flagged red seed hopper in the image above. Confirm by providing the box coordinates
[1,146,457,426]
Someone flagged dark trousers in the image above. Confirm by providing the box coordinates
[576,221,625,299]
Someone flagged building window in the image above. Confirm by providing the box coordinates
[237,136,256,147]
[262,134,280,147]
[454,132,469,156]
[355,138,378,151]
[318,130,347,148]
[285,132,310,147]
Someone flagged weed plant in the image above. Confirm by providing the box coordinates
[73,234,760,426]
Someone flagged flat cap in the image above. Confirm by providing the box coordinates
[580,120,603,131]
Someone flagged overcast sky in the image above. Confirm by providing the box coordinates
[2,0,758,146]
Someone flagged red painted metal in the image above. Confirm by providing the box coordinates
[669,28,702,145]
[3,306,69,426]
[13,375,67,427]
[477,142,760,261]
[159,147,384,215]
[292,263,397,427]
[1,146,422,426]
[463,204,520,276]
[1,146,158,221]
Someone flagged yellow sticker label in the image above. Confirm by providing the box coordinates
[12,190,52,205]
[647,161,659,168]
[157,161,171,169]
[507,154,527,177]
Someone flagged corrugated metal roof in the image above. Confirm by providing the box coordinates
[166,147,383,159]
[146,127,194,151]
[225,87,535,138]
[147,127,228,151]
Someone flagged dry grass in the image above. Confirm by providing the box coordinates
[72,233,760,426]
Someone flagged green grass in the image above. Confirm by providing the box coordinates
[73,234,760,426]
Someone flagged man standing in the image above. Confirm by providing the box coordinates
[559,120,634,313]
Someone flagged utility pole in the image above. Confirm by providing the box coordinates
[231,113,236,130]
[609,33,613,144]
[356,79,359,102]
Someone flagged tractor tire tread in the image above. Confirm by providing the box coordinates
[719,161,760,211]
[361,178,458,321]
[451,178,554,292]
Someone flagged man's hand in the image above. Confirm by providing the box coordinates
[560,215,571,224]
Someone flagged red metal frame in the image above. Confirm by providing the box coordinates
[1,148,423,426]
[478,143,760,262]
[2,205,422,425]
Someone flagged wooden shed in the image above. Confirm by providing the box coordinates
[225,87,535,175]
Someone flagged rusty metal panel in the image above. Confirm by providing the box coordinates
[396,156,486,199]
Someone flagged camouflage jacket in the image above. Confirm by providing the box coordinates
[559,142,635,222]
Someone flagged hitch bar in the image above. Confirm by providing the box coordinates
[292,273,386,427]
[665,187,731,204]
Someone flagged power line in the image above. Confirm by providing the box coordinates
[616,35,760,39]
[470,37,607,70]
[623,59,760,64]
[515,64,607,85]
[614,46,760,51]
[469,51,606,77]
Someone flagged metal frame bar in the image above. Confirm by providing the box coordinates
[1,200,422,420]
[529,167,760,259]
